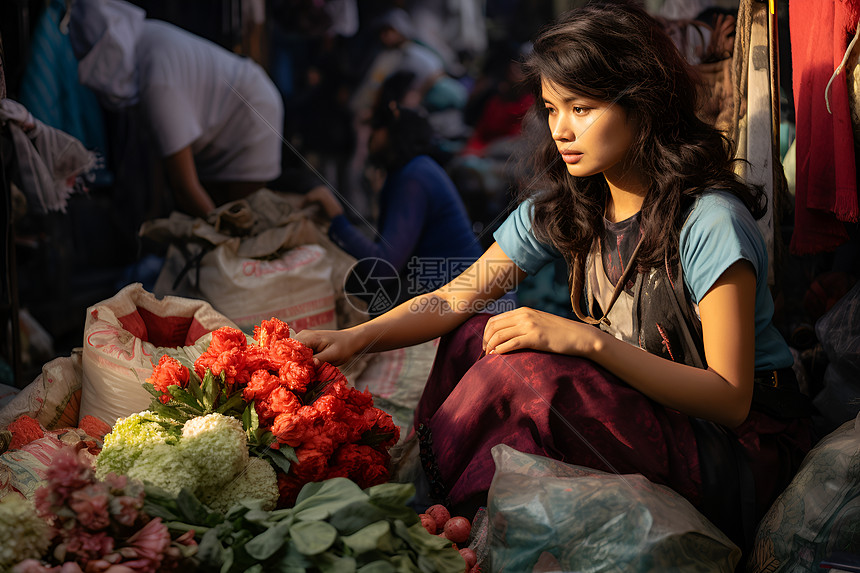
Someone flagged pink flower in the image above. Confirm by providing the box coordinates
[37,448,95,513]
[103,473,127,492]
[12,560,57,573]
[68,485,112,531]
[63,528,115,561]
[109,494,143,527]
[118,518,171,573]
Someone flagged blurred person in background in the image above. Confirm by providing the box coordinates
[68,0,284,218]
[303,101,481,314]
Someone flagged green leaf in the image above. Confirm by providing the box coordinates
[275,539,311,570]
[290,521,338,556]
[255,447,294,475]
[417,548,465,573]
[242,508,274,524]
[202,369,219,411]
[310,553,358,573]
[149,401,192,423]
[400,522,452,555]
[242,403,254,433]
[389,554,421,573]
[175,487,211,524]
[244,520,292,560]
[197,528,225,567]
[356,561,397,573]
[366,483,416,508]
[142,382,163,398]
[341,521,391,555]
[244,565,264,573]
[216,392,248,415]
[187,372,207,405]
[293,478,369,521]
[142,500,179,522]
[168,385,204,411]
[329,501,390,536]
[367,501,420,527]
[224,503,252,522]
[220,547,234,573]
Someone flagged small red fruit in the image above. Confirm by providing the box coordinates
[460,547,477,571]
[426,504,451,531]
[443,516,472,545]
[419,513,436,534]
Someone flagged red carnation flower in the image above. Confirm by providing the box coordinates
[268,386,302,415]
[243,370,280,402]
[147,355,190,402]
[313,394,345,419]
[279,361,314,393]
[201,347,251,387]
[8,414,45,450]
[208,326,248,354]
[244,345,276,374]
[272,406,317,447]
[268,338,314,368]
[315,362,347,387]
[78,415,111,441]
[254,318,292,348]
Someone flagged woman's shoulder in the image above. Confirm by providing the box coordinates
[685,189,750,222]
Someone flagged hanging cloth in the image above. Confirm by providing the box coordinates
[0,99,96,213]
[788,0,860,255]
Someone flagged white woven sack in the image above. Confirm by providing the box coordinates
[197,242,337,334]
[79,283,238,425]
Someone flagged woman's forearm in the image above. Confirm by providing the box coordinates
[588,330,752,427]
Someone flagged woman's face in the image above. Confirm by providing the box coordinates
[541,79,637,180]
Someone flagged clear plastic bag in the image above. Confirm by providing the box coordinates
[747,413,860,572]
[813,280,860,435]
[486,444,740,572]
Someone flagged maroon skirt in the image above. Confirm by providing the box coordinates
[414,314,812,522]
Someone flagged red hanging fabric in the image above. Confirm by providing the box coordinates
[789,0,860,255]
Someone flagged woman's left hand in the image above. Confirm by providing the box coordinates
[482,307,599,357]
[302,185,344,218]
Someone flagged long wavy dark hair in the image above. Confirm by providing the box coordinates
[519,1,764,270]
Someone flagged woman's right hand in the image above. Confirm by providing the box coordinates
[294,328,361,366]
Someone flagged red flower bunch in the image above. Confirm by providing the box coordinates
[21,447,196,572]
[144,318,400,507]
[8,415,45,450]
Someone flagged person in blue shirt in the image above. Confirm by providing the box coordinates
[297,2,812,552]
[303,103,481,313]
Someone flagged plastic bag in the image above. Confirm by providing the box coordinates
[813,280,860,434]
[747,412,860,572]
[486,444,741,572]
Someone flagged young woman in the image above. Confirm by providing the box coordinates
[296,2,811,548]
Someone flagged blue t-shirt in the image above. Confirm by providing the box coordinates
[494,192,793,370]
[329,155,482,296]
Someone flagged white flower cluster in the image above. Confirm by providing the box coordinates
[97,412,277,511]
[0,496,51,569]
[200,456,279,513]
